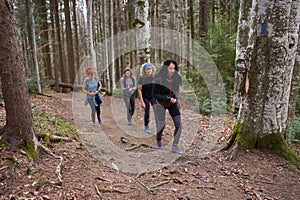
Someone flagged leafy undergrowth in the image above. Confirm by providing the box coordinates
[0,92,299,200]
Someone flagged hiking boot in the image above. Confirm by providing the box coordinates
[171,146,183,155]
[157,141,163,149]
[144,126,151,133]
[91,122,96,126]
[97,116,102,124]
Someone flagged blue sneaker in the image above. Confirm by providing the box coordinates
[128,119,132,126]
[171,146,183,155]
[97,116,102,124]
[157,141,163,149]
[144,126,151,133]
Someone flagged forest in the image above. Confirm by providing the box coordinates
[0,0,300,199]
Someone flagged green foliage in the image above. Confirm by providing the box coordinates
[7,156,20,168]
[295,84,300,115]
[196,14,236,111]
[182,65,229,115]
[257,132,299,165]
[33,110,78,141]
[290,116,300,141]
[26,141,38,160]
[112,89,123,98]
[27,78,38,92]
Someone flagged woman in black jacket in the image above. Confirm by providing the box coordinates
[153,59,182,154]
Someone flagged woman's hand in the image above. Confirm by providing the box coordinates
[170,97,177,104]
[141,101,146,109]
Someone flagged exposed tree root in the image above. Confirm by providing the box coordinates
[219,129,239,160]
[120,136,153,151]
[125,143,153,151]
[94,184,104,200]
[36,133,72,143]
[137,180,155,194]
[37,142,63,184]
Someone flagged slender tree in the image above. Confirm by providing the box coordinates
[29,0,42,93]
[64,0,75,84]
[50,0,60,92]
[38,0,52,80]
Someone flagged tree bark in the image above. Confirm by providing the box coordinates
[230,0,300,165]
[0,0,37,151]
[64,0,75,84]
[232,0,252,111]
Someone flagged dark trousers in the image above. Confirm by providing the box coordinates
[154,102,182,144]
[143,97,155,126]
[88,97,101,123]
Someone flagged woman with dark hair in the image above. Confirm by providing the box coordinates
[121,67,137,125]
[153,59,183,154]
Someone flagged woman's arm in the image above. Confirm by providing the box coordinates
[82,83,90,95]
[120,77,126,90]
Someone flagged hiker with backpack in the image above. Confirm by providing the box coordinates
[121,67,137,125]
[153,59,183,154]
[82,66,103,125]
[138,63,156,133]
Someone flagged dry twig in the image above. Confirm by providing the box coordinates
[94,184,104,200]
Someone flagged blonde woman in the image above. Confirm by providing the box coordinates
[138,63,156,133]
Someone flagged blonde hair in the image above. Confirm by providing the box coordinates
[140,63,156,77]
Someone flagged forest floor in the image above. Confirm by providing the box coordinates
[0,91,300,200]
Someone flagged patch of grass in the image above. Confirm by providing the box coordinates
[7,156,20,168]
[33,110,79,141]
[112,89,123,98]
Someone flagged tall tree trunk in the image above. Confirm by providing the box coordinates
[86,0,96,72]
[114,0,121,84]
[188,0,194,40]
[30,0,42,93]
[228,0,300,164]
[73,0,80,84]
[54,0,66,91]
[232,0,252,111]
[25,0,33,75]
[38,0,52,80]
[199,0,208,36]
[110,0,116,90]
[64,0,74,84]
[50,0,60,92]
[286,0,300,142]
[134,0,151,66]
[103,0,111,92]
[0,0,37,151]
[150,0,156,62]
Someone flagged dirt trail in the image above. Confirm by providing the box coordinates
[0,92,299,200]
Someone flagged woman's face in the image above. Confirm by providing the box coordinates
[167,63,176,78]
[124,71,131,77]
[88,73,94,79]
[145,68,153,77]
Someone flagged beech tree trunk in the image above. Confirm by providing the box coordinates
[230,0,300,164]
[0,0,37,149]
